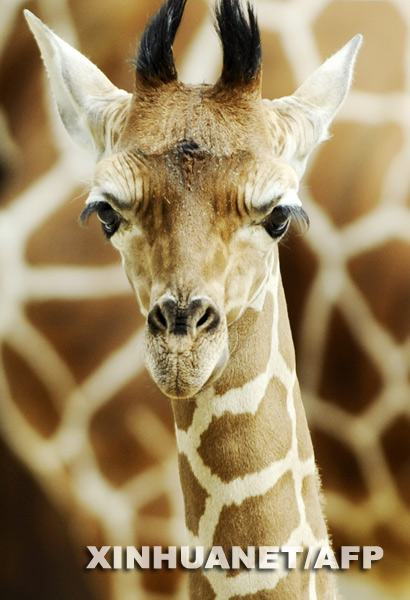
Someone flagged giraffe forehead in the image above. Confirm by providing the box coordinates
[121,83,270,156]
[143,151,241,236]
[92,146,299,220]
[93,86,300,213]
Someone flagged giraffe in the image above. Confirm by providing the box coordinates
[23,0,361,598]
[2,1,410,600]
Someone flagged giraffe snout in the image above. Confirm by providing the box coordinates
[145,294,228,399]
[148,296,221,338]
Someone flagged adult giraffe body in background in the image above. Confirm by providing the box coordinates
[25,0,361,598]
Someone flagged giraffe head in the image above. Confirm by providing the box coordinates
[25,0,361,399]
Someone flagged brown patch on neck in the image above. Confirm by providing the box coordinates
[178,453,208,536]
[188,570,216,600]
[198,377,291,482]
[213,471,299,549]
[172,399,197,432]
[214,291,274,395]
[231,592,273,600]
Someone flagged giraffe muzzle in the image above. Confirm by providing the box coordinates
[145,295,228,399]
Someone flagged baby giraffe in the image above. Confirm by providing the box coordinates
[25,0,361,598]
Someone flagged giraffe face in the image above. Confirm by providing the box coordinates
[84,94,302,398]
[25,0,361,398]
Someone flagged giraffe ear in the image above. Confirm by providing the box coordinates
[24,10,132,158]
[263,35,362,175]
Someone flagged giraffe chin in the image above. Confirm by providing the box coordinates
[145,335,229,400]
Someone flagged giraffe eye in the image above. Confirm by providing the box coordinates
[262,205,291,239]
[96,202,121,237]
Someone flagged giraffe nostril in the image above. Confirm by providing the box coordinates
[147,304,168,335]
[197,309,211,328]
[148,297,221,337]
[196,305,220,333]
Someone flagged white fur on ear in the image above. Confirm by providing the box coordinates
[24,10,131,157]
[264,35,362,176]
[293,35,362,124]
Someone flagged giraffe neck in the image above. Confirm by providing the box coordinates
[172,251,335,599]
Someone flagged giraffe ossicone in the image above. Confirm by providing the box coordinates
[25,0,361,597]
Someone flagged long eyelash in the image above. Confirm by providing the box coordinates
[79,202,101,225]
[281,205,310,234]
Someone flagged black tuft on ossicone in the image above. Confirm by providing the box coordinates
[135,0,187,84]
[215,0,262,85]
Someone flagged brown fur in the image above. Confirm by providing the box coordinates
[122,82,269,156]
[188,570,216,600]
[214,292,274,395]
[198,377,292,482]
[178,452,209,536]
[213,471,300,549]
[172,398,197,432]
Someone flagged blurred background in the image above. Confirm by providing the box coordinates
[0,0,409,599]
